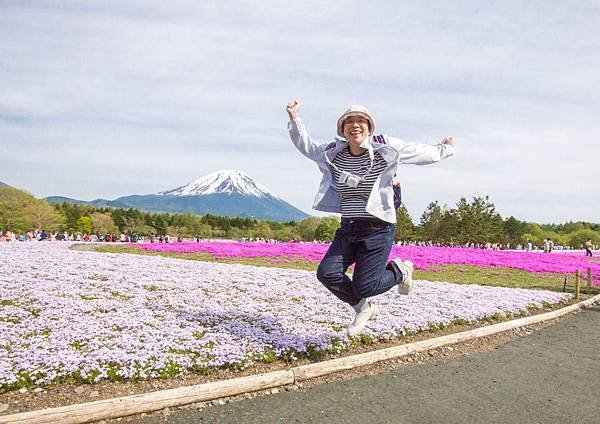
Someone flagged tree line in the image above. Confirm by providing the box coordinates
[1,186,598,247]
[396,196,599,248]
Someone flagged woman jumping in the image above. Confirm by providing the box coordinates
[286,100,455,336]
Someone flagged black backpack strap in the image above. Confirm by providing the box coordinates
[372,134,387,144]
[373,135,400,208]
[393,180,402,210]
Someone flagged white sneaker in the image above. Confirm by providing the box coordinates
[392,258,414,295]
[347,303,379,337]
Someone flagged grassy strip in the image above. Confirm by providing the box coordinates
[417,264,599,295]
[86,244,599,295]
[89,244,319,271]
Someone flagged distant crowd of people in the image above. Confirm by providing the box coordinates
[397,240,524,250]
[0,229,212,244]
[237,237,329,244]
[395,240,516,250]
[0,229,143,243]
[393,238,596,254]
[0,229,595,256]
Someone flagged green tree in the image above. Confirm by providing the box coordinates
[522,223,562,247]
[90,212,118,234]
[295,216,321,241]
[60,202,84,232]
[419,201,443,242]
[152,214,169,235]
[76,216,93,234]
[454,196,503,244]
[503,216,529,245]
[202,214,232,231]
[273,226,297,242]
[439,208,459,244]
[395,205,415,241]
[253,222,274,239]
[195,224,213,238]
[563,221,587,233]
[569,229,600,249]
[226,227,243,240]
[0,187,35,233]
[25,199,64,232]
[315,217,340,242]
[166,221,187,237]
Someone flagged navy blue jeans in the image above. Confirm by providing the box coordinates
[316,218,402,306]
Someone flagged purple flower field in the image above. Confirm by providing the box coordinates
[138,242,600,286]
[0,243,571,391]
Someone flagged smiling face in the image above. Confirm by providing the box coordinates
[342,114,371,144]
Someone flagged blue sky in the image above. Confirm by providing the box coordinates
[1,1,598,223]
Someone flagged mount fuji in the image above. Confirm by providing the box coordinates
[46,170,309,222]
[158,169,278,198]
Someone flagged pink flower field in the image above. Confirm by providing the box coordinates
[137,242,600,286]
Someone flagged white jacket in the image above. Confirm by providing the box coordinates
[288,118,454,223]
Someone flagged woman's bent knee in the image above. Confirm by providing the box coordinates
[317,262,342,285]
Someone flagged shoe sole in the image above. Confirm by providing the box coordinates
[398,280,412,295]
[371,304,380,319]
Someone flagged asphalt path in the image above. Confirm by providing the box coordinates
[126,304,600,424]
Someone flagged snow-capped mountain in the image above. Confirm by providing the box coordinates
[158,170,278,198]
[46,170,308,222]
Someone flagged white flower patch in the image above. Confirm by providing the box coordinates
[0,243,571,390]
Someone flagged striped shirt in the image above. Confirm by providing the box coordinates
[330,148,387,218]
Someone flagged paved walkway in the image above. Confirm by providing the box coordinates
[127,304,600,424]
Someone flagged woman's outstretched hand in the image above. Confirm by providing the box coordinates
[286,99,300,121]
[442,136,455,146]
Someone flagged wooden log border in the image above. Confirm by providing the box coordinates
[0,371,295,424]
[2,294,599,424]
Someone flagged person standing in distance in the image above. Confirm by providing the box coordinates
[286,99,455,337]
[585,239,593,257]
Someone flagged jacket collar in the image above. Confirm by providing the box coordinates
[331,136,376,161]
[334,136,384,149]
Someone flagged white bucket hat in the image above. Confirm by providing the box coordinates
[336,105,376,138]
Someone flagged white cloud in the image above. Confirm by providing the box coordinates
[1,1,599,223]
